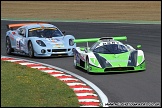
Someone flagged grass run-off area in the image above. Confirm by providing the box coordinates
[1,60,79,107]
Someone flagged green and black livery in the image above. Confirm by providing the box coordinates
[73,36,146,73]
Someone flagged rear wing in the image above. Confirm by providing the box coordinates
[7,22,50,30]
[74,38,99,43]
[74,36,127,43]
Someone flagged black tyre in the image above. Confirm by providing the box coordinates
[74,54,79,69]
[28,41,34,58]
[85,57,90,73]
[6,37,13,55]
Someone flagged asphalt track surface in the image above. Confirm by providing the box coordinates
[1,20,161,105]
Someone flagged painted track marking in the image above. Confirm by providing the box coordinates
[1,56,109,107]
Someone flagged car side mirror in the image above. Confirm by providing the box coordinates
[80,47,89,53]
[137,45,142,49]
[80,47,85,51]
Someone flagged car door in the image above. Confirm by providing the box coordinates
[16,27,27,52]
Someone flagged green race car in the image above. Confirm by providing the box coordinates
[73,36,146,73]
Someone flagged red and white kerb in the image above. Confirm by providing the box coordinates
[1,56,101,107]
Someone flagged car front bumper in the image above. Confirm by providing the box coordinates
[88,61,146,73]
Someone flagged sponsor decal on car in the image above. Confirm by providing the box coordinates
[53,44,64,48]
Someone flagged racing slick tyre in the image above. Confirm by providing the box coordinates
[28,41,35,58]
[85,57,91,74]
[74,54,79,69]
[6,37,13,55]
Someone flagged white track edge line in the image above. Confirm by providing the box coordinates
[1,55,109,107]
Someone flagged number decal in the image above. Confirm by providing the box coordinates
[16,38,21,49]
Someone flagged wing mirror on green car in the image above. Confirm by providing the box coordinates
[80,47,85,51]
[137,45,142,49]
[80,47,90,53]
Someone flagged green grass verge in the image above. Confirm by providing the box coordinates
[1,60,80,107]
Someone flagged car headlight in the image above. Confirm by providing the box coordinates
[69,39,74,46]
[36,40,46,47]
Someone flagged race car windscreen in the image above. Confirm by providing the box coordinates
[28,27,64,38]
[90,42,128,54]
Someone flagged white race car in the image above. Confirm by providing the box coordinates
[6,22,76,57]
